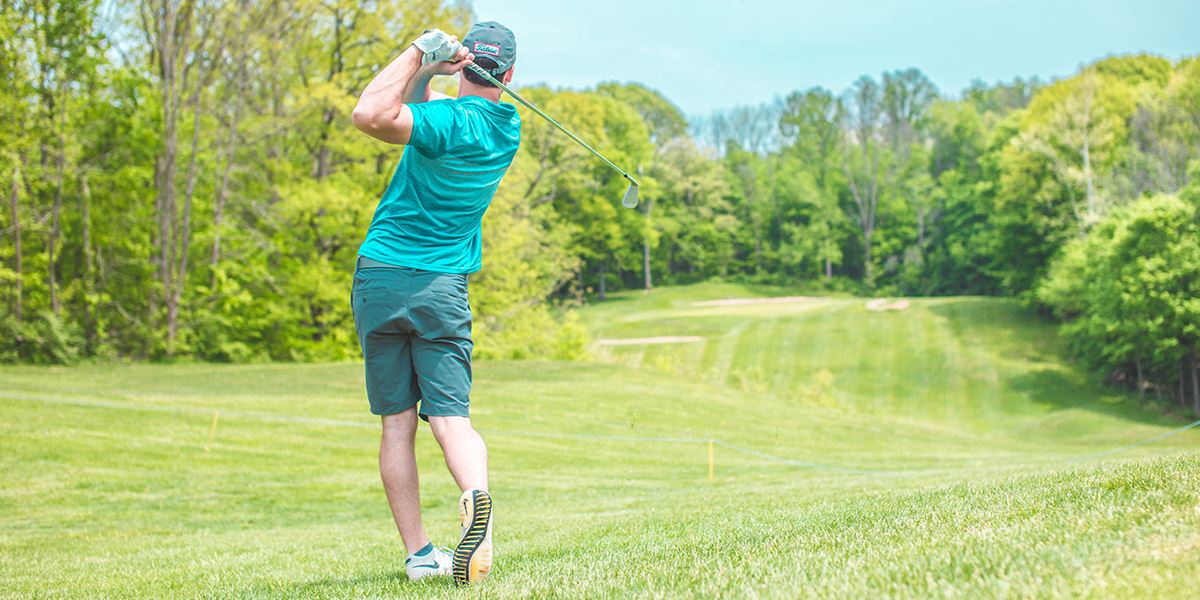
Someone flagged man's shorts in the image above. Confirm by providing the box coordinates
[351,257,473,419]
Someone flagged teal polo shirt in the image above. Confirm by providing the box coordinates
[358,96,521,274]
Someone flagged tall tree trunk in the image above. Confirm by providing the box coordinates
[843,149,879,288]
[82,174,93,286]
[642,240,652,291]
[862,230,874,285]
[49,124,65,316]
[642,199,652,291]
[154,0,181,331]
[1181,360,1187,408]
[314,109,334,179]
[916,207,927,248]
[211,60,245,288]
[825,256,832,281]
[8,163,21,320]
[1135,358,1145,396]
[1191,350,1199,416]
[1081,88,1096,224]
[167,93,203,352]
[81,172,97,350]
[598,263,607,301]
[753,233,762,273]
[1082,134,1095,222]
[312,7,345,181]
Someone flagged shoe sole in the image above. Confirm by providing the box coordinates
[454,489,492,585]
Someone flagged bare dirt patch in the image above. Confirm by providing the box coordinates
[689,296,822,308]
[865,299,911,312]
[595,336,705,346]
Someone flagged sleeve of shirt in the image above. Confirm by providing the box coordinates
[407,100,475,158]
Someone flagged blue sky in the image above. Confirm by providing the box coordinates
[470,0,1199,116]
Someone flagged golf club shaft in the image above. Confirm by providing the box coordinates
[465,63,640,187]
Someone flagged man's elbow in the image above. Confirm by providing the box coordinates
[351,107,376,133]
[350,105,411,144]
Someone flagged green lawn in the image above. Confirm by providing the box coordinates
[2,284,1198,598]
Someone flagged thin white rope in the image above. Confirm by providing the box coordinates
[2,391,1196,472]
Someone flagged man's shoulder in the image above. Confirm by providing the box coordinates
[409,96,519,158]
[458,97,521,143]
[413,97,467,118]
[423,97,516,126]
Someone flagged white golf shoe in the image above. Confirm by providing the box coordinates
[453,488,493,585]
[404,545,453,581]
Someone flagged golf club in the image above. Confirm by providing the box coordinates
[465,62,640,209]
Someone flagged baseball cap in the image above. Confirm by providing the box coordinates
[463,21,516,75]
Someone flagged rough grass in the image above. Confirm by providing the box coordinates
[1,283,1198,598]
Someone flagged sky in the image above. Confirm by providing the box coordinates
[469,0,1200,117]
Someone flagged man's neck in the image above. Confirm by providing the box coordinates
[458,81,503,103]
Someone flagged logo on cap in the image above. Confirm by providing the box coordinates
[473,42,501,57]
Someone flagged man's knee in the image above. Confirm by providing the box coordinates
[381,407,419,441]
[427,415,474,443]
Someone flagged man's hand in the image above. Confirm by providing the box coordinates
[422,43,475,77]
[412,29,475,77]
[412,29,459,63]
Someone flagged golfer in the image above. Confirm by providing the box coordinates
[349,22,519,585]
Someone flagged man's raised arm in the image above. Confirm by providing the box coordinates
[351,33,474,145]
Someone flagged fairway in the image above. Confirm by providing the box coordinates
[2,284,1199,598]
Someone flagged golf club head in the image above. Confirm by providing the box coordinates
[621,183,639,209]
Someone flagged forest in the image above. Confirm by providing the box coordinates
[1,1,1198,413]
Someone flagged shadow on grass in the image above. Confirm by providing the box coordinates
[927,298,1182,428]
[584,292,638,306]
[1006,367,1172,427]
[280,569,458,596]
[925,297,1062,365]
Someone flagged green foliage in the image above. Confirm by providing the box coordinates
[0,310,83,364]
[595,82,688,143]
[1039,194,1200,409]
[0,0,1198,414]
[1091,54,1174,90]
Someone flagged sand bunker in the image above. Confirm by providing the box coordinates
[865,299,911,312]
[595,336,705,346]
[690,296,821,307]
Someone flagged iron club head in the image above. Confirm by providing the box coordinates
[624,182,643,208]
[621,180,639,209]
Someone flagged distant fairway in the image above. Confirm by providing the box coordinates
[2,284,1198,598]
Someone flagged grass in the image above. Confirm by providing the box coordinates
[2,282,1198,598]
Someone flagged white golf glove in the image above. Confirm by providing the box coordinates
[412,29,462,65]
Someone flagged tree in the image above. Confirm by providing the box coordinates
[0,7,30,321]
[882,68,937,155]
[139,0,232,354]
[779,88,845,280]
[1015,68,1137,227]
[841,75,890,286]
[881,69,937,282]
[694,101,782,156]
[1040,193,1200,412]
[597,82,687,289]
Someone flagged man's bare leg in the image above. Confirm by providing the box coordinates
[428,416,488,490]
[429,415,492,583]
[380,408,430,555]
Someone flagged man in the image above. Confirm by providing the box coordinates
[348,22,520,585]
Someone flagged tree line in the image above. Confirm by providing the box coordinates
[1,2,1197,413]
